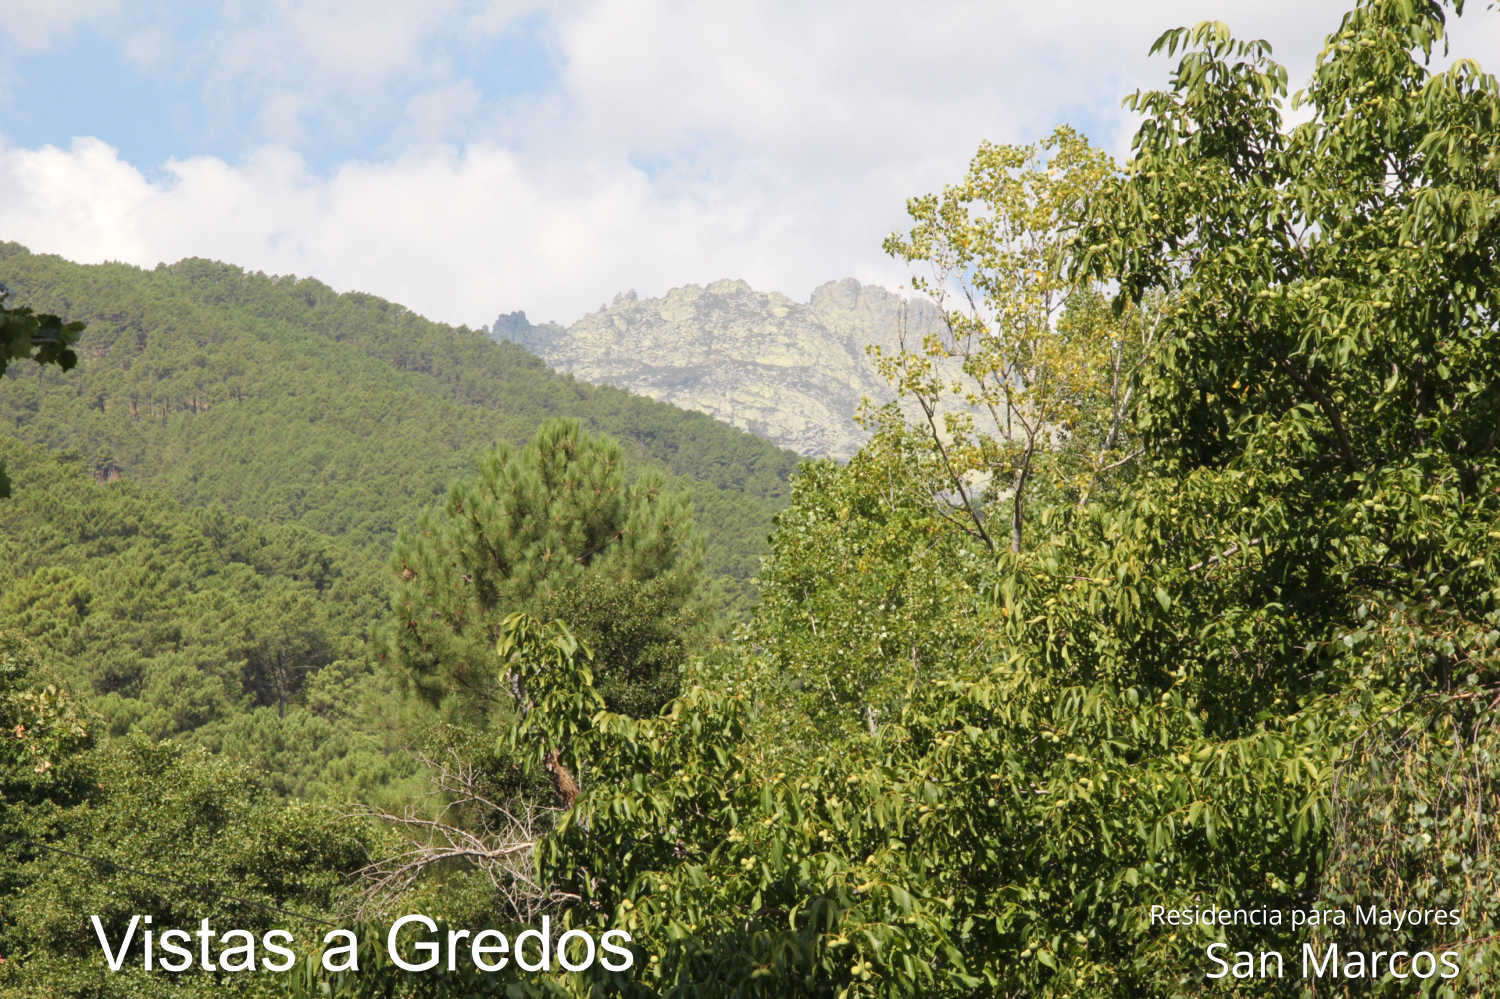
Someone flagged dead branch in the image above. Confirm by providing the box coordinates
[354,748,562,921]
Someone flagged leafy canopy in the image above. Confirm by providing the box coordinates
[473,1,1500,995]
[880,127,1162,553]
[0,284,83,497]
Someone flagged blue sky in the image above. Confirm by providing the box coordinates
[4,6,557,172]
[3,1,1496,327]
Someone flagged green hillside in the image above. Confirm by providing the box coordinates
[0,242,799,588]
[0,438,410,799]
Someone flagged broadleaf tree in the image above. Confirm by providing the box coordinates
[879,126,1166,554]
[0,285,83,497]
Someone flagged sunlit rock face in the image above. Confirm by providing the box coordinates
[492,278,943,459]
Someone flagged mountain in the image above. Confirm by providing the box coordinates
[0,243,800,593]
[492,277,945,459]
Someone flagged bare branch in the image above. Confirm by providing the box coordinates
[354,750,562,922]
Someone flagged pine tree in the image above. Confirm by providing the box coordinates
[389,419,703,719]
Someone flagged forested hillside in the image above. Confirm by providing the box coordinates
[0,243,799,586]
[0,438,411,799]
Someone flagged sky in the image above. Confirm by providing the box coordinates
[2,1,1497,329]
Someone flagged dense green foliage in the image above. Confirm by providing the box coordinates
[0,439,411,799]
[0,632,93,910]
[0,634,378,998]
[366,2,1496,996]
[0,287,82,381]
[392,419,706,720]
[0,284,83,497]
[749,422,988,739]
[0,247,794,993]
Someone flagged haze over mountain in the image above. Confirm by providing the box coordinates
[492,277,945,459]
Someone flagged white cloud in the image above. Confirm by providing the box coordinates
[193,0,554,145]
[554,0,1498,171]
[0,138,154,259]
[0,136,899,328]
[556,0,1349,161]
[392,81,483,148]
[250,91,314,149]
[121,24,171,68]
[6,0,1499,331]
[0,0,119,52]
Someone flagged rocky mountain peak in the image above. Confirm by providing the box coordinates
[491,278,942,459]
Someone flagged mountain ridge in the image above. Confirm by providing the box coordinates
[492,276,945,459]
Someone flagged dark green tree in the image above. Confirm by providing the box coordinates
[0,285,83,497]
[0,285,81,381]
[2,733,375,998]
[390,418,705,719]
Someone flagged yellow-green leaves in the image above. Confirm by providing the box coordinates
[881,127,1162,554]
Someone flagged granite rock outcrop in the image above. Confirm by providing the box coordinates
[493,278,943,459]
